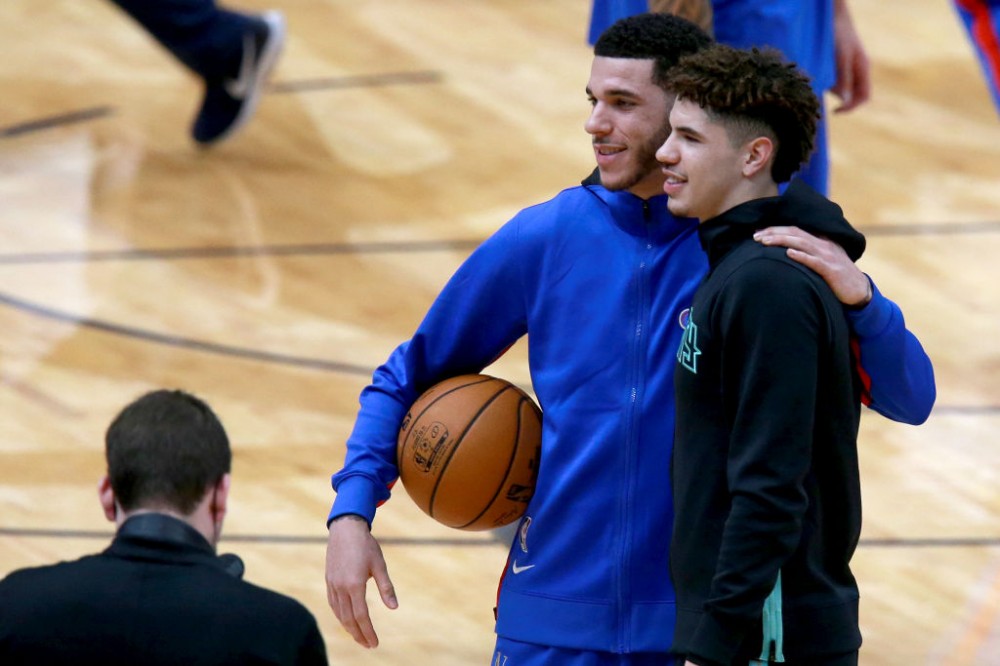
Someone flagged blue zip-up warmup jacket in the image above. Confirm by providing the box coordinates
[329,179,935,654]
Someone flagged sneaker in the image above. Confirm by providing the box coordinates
[191,10,286,145]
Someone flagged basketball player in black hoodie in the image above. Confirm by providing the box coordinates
[656,45,867,666]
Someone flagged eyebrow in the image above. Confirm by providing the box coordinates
[673,124,706,140]
[586,86,641,100]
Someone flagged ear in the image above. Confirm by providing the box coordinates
[741,136,775,179]
[97,475,117,522]
[211,474,232,523]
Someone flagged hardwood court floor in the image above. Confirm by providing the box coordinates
[1,1,998,663]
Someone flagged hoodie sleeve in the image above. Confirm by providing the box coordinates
[848,278,936,425]
[327,218,529,526]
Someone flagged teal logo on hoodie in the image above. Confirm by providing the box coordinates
[677,308,701,374]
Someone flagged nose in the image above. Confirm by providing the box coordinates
[585,103,610,137]
[655,134,678,166]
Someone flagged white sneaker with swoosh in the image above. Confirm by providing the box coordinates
[223,31,259,100]
[192,10,286,145]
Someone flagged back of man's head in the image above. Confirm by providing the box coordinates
[106,389,231,515]
[594,13,712,89]
[666,44,821,183]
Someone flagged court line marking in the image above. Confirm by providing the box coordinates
[1,527,997,548]
[0,290,374,377]
[269,70,443,94]
[0,289,994,414]
[0,71,441,140]
[0,239,482,265]
[0,527,498,547]
[0,220,996,267]
[0,106,115,139]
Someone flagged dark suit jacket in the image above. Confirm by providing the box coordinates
[0,514,327,665]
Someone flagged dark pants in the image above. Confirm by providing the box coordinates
[107,0,251,80]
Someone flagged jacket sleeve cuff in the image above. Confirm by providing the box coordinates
[327,476,379,527]
[845,278,895,338]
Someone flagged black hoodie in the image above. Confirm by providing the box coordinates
[671,180,867,665]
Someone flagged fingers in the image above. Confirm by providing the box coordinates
[755,227,844,268]
[754,227,826,255]
[848,48,872,109]
[834,51,871,113]
[326,566,380,648]
[341,544,397,648]
[832,58,855,113]
[325,553,375,647]
[371,553,399,610]
[328,584,363,646]
[326,517,395,649]
[349,586,380,648]
[831,2,872,114]
[755,227,870,305]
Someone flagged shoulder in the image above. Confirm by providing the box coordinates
[223,578,324,649]
[228,577,319,624]
[1,555,101,588]
[483,184,609,256]
[724,243,826,289]
[709,243,835,317]
[0,556,105,612]
[511,184,607,230]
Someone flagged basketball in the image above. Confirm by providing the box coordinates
[396,374,542,531]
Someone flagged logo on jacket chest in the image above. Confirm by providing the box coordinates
[677,307,701,374]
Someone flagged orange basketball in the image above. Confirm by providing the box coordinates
[396,374,542,531]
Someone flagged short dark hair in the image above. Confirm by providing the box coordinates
[594,13,713,89]
[665,44,820,183]
[106,389,231,515]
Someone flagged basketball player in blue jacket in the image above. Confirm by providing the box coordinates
[325,14,935,665]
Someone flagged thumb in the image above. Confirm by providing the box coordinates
[371,555,398,609]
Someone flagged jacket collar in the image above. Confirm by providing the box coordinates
[108,513,217,563]
[581,168,698,242]
[698,179,866,267]
[103,514,245,578]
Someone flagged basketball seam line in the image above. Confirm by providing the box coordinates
[456,395,529,529]
[398,375,496,466]
[427,384,511,521]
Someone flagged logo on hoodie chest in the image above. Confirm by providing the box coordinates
[676,307,701,374]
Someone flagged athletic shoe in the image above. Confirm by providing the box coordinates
[191,10,286,145]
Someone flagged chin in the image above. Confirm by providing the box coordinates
[599,176,627,192]
[599,169,641,193]
[667,201,689,218]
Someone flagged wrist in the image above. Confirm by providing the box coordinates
[330,513,369,528]
[846,276,873,310]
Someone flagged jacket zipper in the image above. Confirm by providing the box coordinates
[617,200,654,650]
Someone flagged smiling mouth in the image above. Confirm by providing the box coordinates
[594,144,624,156]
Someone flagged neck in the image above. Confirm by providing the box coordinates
[630,184,666,201]
[707,179,780,222]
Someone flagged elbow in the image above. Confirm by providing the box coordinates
[897,375,937,426]
[910,387,936,426]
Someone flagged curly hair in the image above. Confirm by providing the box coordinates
[666,44,820,183]
[594,13,712,90]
